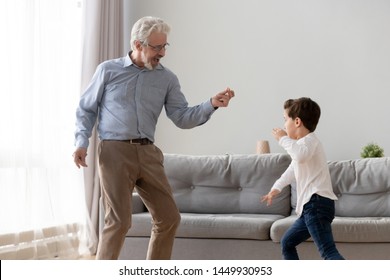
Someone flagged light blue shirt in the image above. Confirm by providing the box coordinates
[75,54,216,148]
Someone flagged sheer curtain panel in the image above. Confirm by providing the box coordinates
[80,0,124,246]
[0,0,97,259]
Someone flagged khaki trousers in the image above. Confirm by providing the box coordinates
[96,140,181,260]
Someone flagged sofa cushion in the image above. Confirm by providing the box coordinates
[270,215,390,243]
[289,157,390,217]
[328,157,390,217]
[163,153,292,216]
[128,212,285,240]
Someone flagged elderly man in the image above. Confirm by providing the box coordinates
[73,16,234,259]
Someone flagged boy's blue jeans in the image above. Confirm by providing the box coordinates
[281,194,345,260]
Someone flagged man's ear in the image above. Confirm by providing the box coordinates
[134,40,144,51]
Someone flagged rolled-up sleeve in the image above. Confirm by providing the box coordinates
[164,74,215,129]
[74,64,105,148]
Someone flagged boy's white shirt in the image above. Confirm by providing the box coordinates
[271,132,338,216]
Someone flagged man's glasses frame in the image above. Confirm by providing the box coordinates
[145,42,170,52]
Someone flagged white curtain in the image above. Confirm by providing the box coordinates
[0,0,97,259]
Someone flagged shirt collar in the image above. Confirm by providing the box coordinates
[124,51,164,70]
[124,53,133,67]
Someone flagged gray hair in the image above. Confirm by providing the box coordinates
[130,16,171,50]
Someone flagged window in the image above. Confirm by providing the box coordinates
[0,0,90,259]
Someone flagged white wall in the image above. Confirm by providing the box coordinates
[123,0,390,161]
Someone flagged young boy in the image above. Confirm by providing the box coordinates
[261,97,344,260]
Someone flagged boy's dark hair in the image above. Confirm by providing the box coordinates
[284,97,321,132]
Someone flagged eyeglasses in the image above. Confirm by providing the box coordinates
[145,42,170,52]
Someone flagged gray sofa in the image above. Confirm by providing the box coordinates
[113,153,390,260]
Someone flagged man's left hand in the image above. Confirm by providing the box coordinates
[211,87,235,108]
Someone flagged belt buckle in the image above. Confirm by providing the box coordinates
[129,139,141,145]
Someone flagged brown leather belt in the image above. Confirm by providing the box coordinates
[107,138,153,145]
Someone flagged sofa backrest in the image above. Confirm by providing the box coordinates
[328,157,390,217]
[163,153,292,216]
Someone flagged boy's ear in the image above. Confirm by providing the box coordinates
[295,117,302,127]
